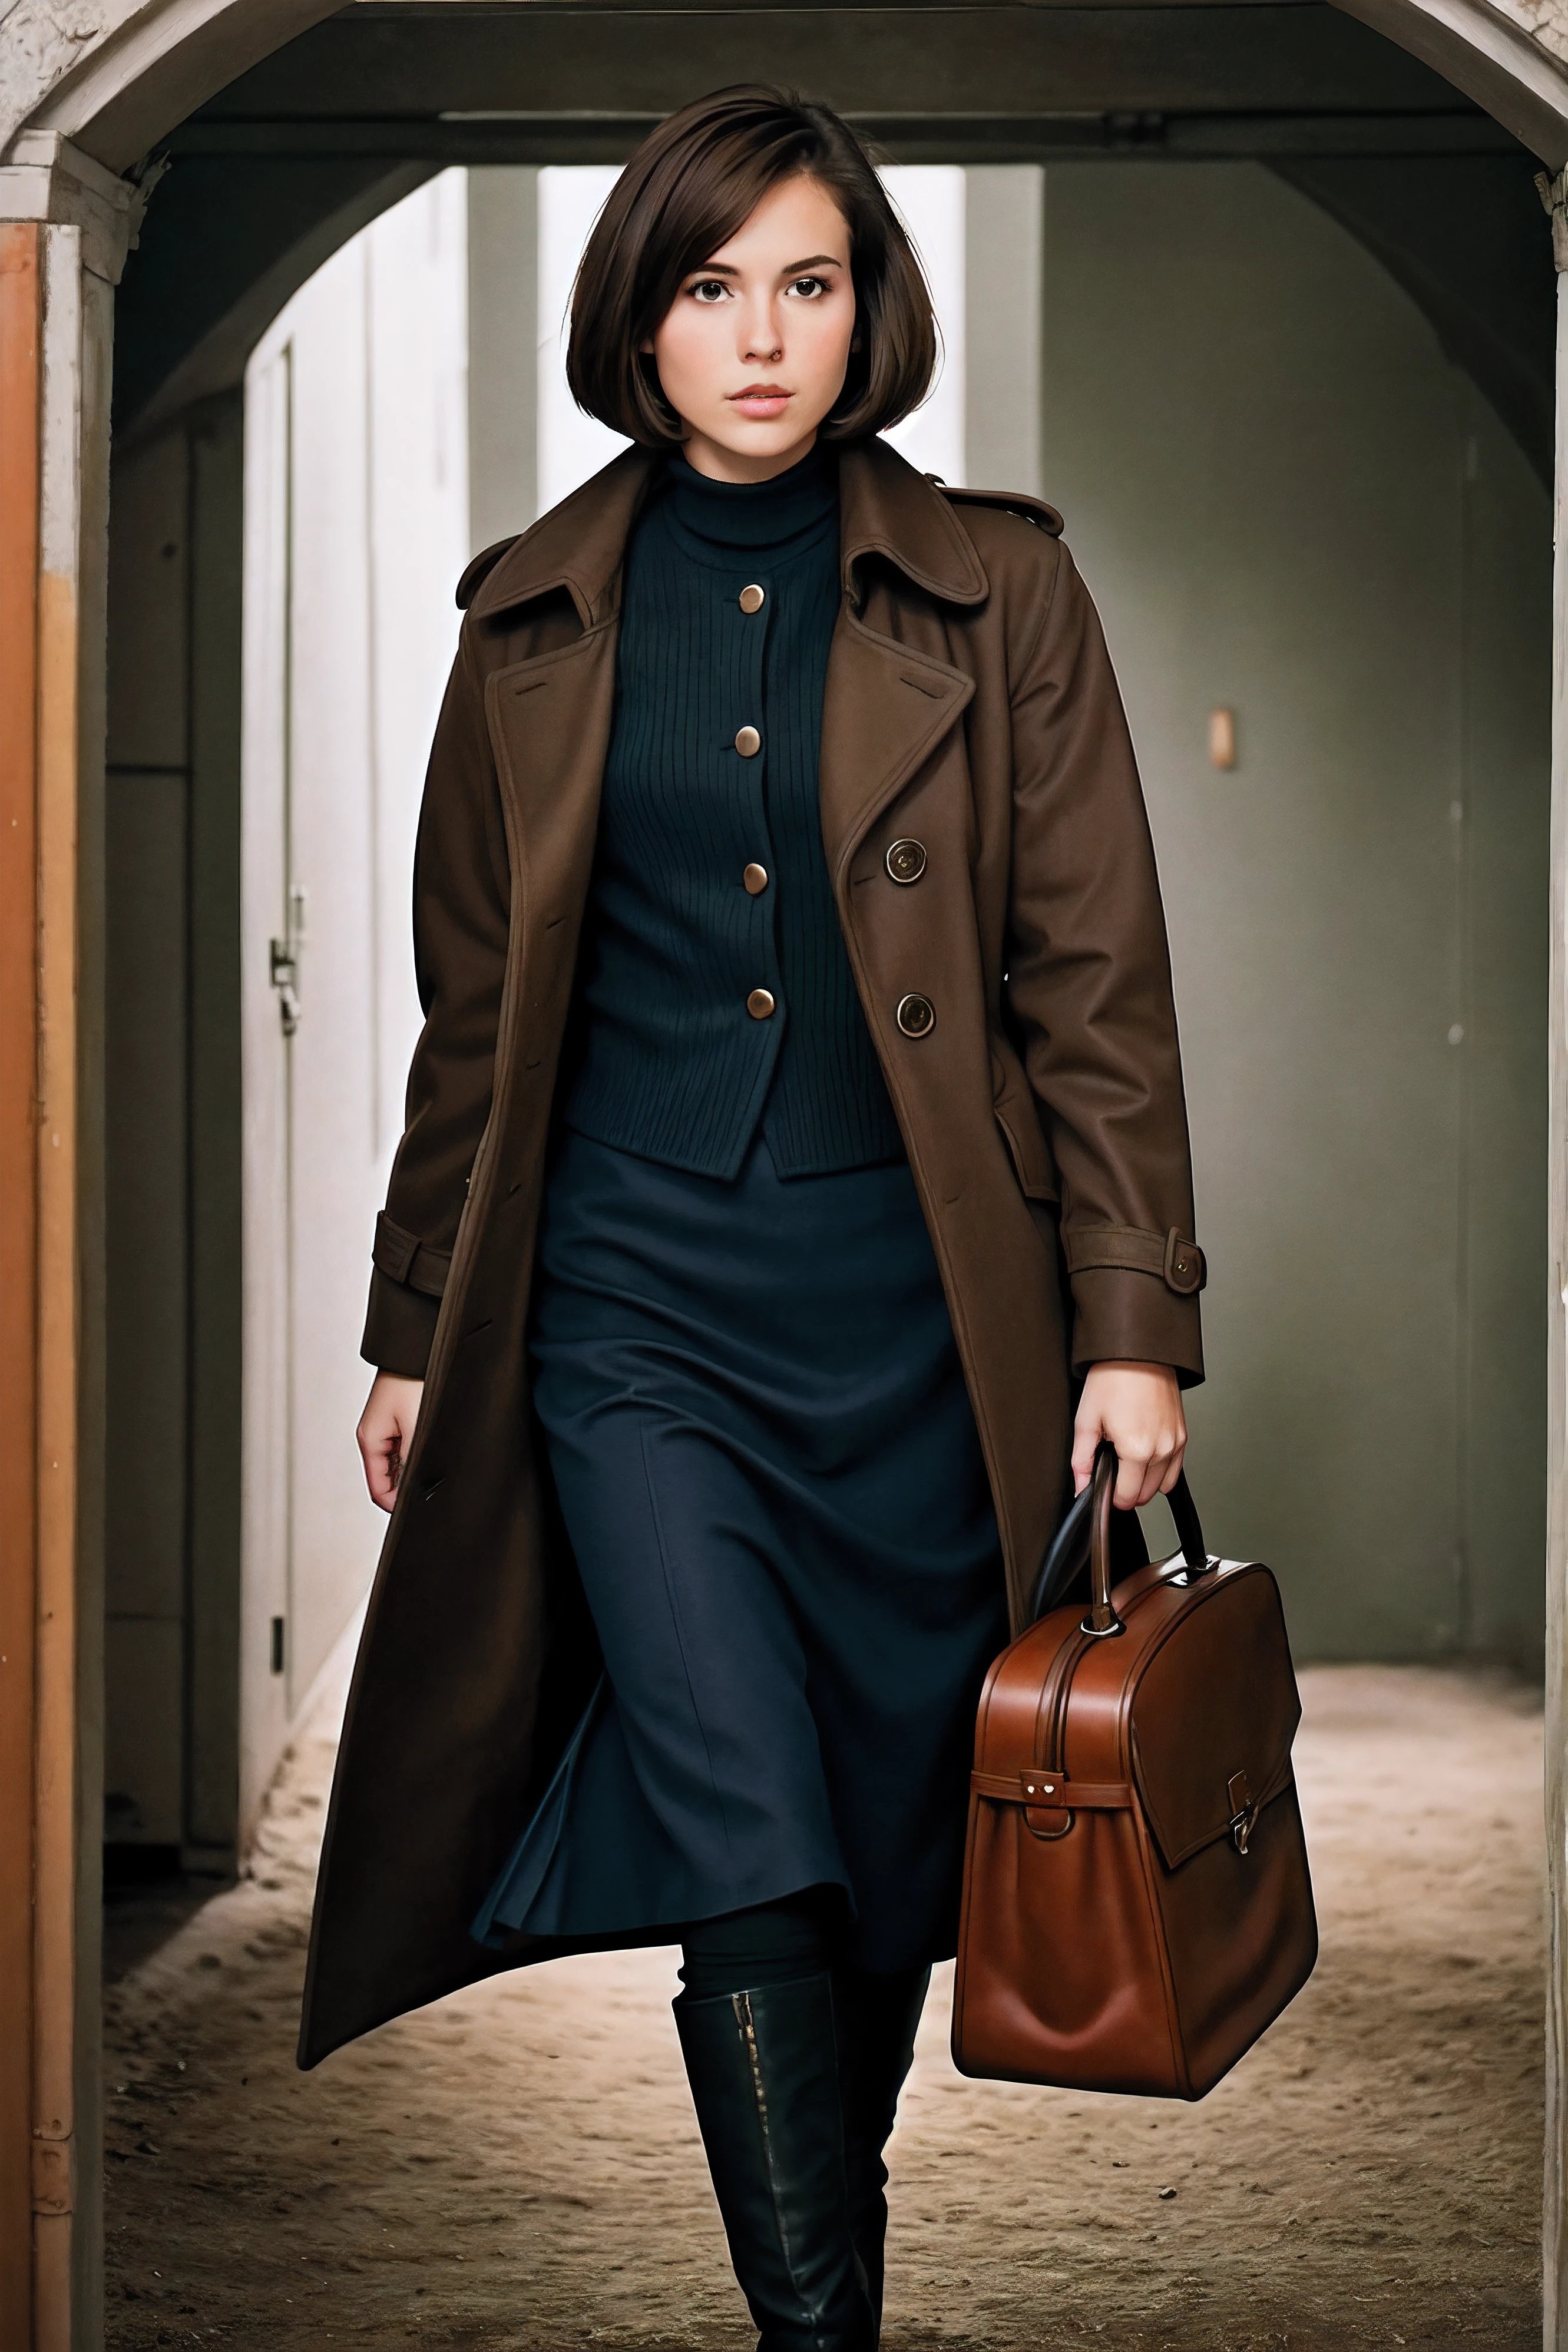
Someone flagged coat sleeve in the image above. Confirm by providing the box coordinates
[1004,538,1205,1384]
[360,626,512,1377]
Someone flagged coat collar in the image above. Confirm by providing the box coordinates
[837,435,988,607]
[467,445,655,628]
[465,435,990,626]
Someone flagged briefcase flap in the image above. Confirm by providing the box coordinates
[1129,1565,1301,1873]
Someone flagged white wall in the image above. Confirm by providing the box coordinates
[879,166,965,485]
[537,165,626,515]
[239,171,469,1837]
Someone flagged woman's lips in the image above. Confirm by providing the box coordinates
[728,386,792,418]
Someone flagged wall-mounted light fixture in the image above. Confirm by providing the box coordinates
[1208,708,1238,771]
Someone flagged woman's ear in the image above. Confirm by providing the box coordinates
[639,335,654,355]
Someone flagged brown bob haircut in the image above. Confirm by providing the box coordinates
[566,86,938,446]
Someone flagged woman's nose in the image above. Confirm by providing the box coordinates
[739,305,783,363]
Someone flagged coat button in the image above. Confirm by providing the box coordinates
[895,993,935,1038]
[739,584,765,614]
[743,863,769,895]
[747,988,776,1019]
[885,838,927,885]
[735,725,761,757]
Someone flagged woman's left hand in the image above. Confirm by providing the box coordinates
[1071,1360,1186,1510]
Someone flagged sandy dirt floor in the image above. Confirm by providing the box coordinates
[103,1663,1543,2352]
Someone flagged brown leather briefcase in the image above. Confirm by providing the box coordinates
[951,1445,1316,2098]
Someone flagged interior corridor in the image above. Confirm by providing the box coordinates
[101,1663,1542,2351]
[94,110,1553,2352]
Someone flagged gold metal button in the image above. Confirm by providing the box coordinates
[747,988,776,1020]
[735,725,761,757]
[885,838,927,885]
[739,584,765,615]
[743,863,769,895]
[895,992,935,1038]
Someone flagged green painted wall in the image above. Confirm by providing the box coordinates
[1024,160,1550,1666]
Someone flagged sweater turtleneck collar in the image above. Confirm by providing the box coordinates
[660,442,838,562]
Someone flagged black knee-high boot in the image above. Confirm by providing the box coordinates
[674,1973,877,2352]
[832,1966,930,2334]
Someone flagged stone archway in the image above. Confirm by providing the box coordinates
[4,5,1568,2344]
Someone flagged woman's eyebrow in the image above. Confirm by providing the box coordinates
[686,253,843,278]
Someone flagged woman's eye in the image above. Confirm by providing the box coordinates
[689,280,730,304]
[788,276,828,299]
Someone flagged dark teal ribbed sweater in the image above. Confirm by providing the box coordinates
[561,447,906,1179]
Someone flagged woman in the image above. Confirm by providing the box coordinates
[302,86,1205,2351]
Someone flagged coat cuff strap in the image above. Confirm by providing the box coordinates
[372,1209,454,1299]
[1063,1222,1206,1296]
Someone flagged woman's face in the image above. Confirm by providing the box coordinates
[648,174,856,482]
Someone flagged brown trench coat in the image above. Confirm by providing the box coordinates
[297,435,1205,2069]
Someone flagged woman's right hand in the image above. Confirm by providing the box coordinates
[357,1372,425,1513]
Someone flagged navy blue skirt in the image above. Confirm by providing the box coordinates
[470,1125,1008,1972]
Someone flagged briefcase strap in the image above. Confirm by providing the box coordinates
[970,1768,1133,1807]
[971,1751,1299,1858]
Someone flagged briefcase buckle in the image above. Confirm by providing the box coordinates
[1227,1769,1256,1855]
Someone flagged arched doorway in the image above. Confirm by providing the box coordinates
[4,4,1568,2339]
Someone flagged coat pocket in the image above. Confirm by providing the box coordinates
[991,1044,1059,1203]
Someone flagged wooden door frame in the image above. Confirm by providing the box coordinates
[0,206,45,2352]
[4,5,1568,2343]
[0,136,140,2351]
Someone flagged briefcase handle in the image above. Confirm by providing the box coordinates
[1030,1442,1213,1629]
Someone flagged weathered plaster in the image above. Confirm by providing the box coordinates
[1,0,152,161]
[1,0,342,170]
[0,130,138,281]
[1509,0,1568,67]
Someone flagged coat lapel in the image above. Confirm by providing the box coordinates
[468,444,658,629]
[818,617,975,888]
[483,626,621,1171]
[472,448,660,1054]
[486,627,620,919]
[819,441,988,881]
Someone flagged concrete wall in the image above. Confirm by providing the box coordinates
[970,161,1550,1666]
[468,168,538,552]
[965,165,1044,498]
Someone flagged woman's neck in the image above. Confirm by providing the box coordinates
[676,425,819,484]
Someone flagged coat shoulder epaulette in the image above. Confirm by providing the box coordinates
[935,484,1064,539]
[456,535,522,611]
